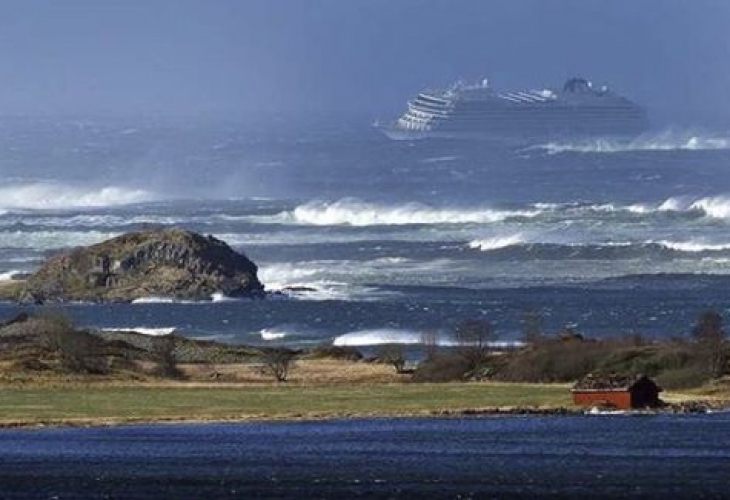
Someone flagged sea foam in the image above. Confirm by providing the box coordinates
[0,182,154,212]
[537,131,730,155]
[276,199,541,226]
[103,327,177,336]
[0,270,23,281]
[333,328,524,348]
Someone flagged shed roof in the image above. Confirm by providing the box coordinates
[572,373,661,392]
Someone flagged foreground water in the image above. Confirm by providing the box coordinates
[1,414,729,498]
[2,118,730,346]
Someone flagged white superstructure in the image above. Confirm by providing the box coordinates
[382,77,648,141]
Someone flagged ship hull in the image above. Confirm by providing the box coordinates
[379,123,647,143]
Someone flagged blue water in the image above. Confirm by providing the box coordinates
[1,415,730,498]
[2,118,730,346]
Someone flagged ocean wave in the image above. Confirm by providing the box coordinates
[103,327,177,336]
[537,131,730,154]
[654,240,730,252]
[0,182,154,211]
[467,236,730,255]
[259,327,290,341]
[258,263,320,291]
[333,329,438,346]
[468,235,524,251]
[130,296,199,304]
[0,230,119,250]
[332,328,524,348]
[0,269,23,281]
[419,155,460,164]
[272,199,541,226]
[538,195,730,220]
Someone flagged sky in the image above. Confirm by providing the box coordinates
[0,0,728,125]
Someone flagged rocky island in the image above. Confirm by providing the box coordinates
[11,228,264,303]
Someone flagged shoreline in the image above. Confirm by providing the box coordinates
[2,403,726,431]
[0,406,581,430]
[0,380,725,430]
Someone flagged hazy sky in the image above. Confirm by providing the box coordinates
[0,0,728,124]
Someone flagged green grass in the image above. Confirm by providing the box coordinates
[0,383,573,426]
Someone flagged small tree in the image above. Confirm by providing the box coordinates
[152,335,183,379]
[455,318,495,380]
[692,309,728,378]
[260,348,296,382]
[378,343,407,374]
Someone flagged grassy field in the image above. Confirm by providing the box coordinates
[0,382,574,427]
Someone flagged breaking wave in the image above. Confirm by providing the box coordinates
[468,235,525,251]
[273,199,541,226]
[131,297,198,304]
[333,329,441,346]
[0,182,154,212]
[258,261,400,301]
[537,131,730,154]
[467,234,730,255]
[103,327,177,336]
[655,240,730,253]
[333,329,524,348]
[258,327,290,341]
[0,270,23,281]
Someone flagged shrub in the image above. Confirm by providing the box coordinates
[412,353,472,383]
[377,344,407,374]
[38,311,109,374]
[260,348,296,382]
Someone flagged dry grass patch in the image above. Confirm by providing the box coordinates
[178,359,400,385]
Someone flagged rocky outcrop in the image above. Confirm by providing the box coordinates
[18,228,264,302]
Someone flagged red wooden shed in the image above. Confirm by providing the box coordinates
[572,373,662,410]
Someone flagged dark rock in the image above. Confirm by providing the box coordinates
[282,286,318,293]
[3,312,30,327]
[17,228,265,303]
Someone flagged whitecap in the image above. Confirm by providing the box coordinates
[333,329,433,346]
[333,328,525,348]
[103,327,177,336]
[0,269,23,281]
[536,130,730,155]
[655,240,730,252]
[688,196,730,219]
[259,327,289,341]
[0,182,154,211]
[270,199,541,226]
[130,296,199,304]
[468,234,524,251]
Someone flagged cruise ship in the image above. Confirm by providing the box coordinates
[381,77,648,142]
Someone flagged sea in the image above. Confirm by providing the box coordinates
[1,117,730,346]
[1,414,730,498]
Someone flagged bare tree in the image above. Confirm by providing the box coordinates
[522,310,544,344]
[692,309,728,378]
[260,348,296,382]
[420,330,439,361]
[455,318,495,380]
[152,335,183,379]
[40,311,106,374]
[378,343,407,373]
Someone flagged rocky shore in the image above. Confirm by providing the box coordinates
[11,228,264,303]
